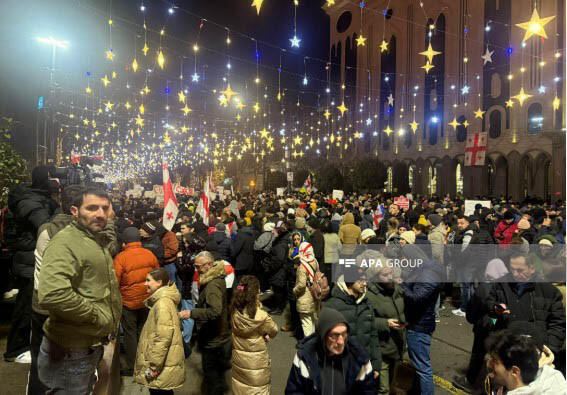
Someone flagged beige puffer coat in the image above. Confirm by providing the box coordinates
[134,283,185,390]
[231,305,278,395]
[294,259,320,313]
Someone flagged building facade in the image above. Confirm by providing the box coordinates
[325,0,565,200]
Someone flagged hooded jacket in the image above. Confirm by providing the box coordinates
[266,231,290,288]
[213,231,231,261]
[338,213,361,245]
[366,282,405,359]
[427,224,446,265]
[231,226,256,272]
[529,234,559,278]
[231,305,279,395]
[38,221,122,349]
[359,213,374,231]
[134,284,185,390]
[191,261,230,349]
[142,233,165,264]
[7,184,58,278]
[285,327,376,395]
[113,242,160,310]
[323,278,382,371]
[161,230,179,265]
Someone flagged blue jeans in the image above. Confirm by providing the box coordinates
[407,329,434,395]
[460,282,474,312]
[181,299,194,344]
[38,337,103,394]
[163,262,182,292]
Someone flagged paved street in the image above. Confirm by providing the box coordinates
[0,298,472,394]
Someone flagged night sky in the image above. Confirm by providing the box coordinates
[0,0,329,159]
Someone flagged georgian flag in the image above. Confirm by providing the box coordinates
[196,176,212,226]
[373,204,385,230]
[303,174,312,193]
[162,161,179,231]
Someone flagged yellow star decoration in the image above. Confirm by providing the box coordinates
[448,117,461,130]
[135,115,144,127]
[383,125,393,136]
[104,101,114,111]
[85,85,92,94]
[516,8,555,42]
[132,58,138,72]
[75,133,80,140]
[505,99,514,108]
[421,61,434,73]
[326,0,335,5]
[474,108,485,119]
[236,114,241,121]
[139,104,145,115]
[511,87,532,106]
[97,108,102,114]
[163,132,171,144]
[181,104,192,116]
[178,91,186,103]
[157,50,165,69]
[324,109,331,120]
[251,0,263,15]
[111,121,117,129]
[253,102,260,113]
[180,125,188,133]
[337,101,348,116]
[101,75,110,87]
[259,128,270,139]
[293,136,302,145]
[463,120,470,128]
[142,42,149,56]
[419,42,442,63]
[355,34,367,47]
[143,85,150,95]
[112,71,117,79]
[218,94,228,106]
[82,119,89,126]
[379,40,389,52]
[125,101,131,110]
[409,120,419,133]
[236,101,245,111]
[106,50,114,60]
[222,84,237,102]
[553,96,561,111]
[91,120,97,128]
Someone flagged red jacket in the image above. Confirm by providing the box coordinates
[161,231,179,265]
[493,220,519,245]
[113,242,159,310]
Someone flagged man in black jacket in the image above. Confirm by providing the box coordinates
[484,253,566,357]
[4,166,59,363]
[212,223,231,262]
[230,218,256,283]
[307,217,325,265]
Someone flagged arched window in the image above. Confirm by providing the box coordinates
[491,73,502,98]
[428,165,436,195]
[336,11,352,33]
[456,163,463,195]
[408,165,415,191]
[527,103,543,134]
[386,166,393,193]
[489,110,502,138]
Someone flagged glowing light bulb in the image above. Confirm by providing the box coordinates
[193,44,199,52]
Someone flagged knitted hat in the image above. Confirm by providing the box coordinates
[361,228,376,241]
[295,217,306,230]
[539,239,553,247]
[517,217,531,230]
[245,210,254,218]
[316,308,349,344]
[287,208,295,215]
[215,222,226,232]
[141,221,157,235]
[418,215,428,227]
[428,214,442,227]
[122,227,141,244]
[399,231,416,244]
[263,222,275,232]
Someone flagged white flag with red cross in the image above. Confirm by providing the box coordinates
[162,161,179,231]
[464,132,488,166]
[196,176,212,226]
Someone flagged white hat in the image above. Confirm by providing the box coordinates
[361,228,376,241]
[288,208,295,215]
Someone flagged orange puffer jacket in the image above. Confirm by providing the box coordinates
[161,231,179,265]
[114,242,160,310]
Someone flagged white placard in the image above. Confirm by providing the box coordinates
[287,172,294,182]
[277,187,285,196]
[143,191,156,199]
[464,200,491,216]
[216,186,224,195]
[332,189,344,200]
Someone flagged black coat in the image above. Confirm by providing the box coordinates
[414,234,432,259]
[230,227,256,272]
[7,185,58,278]
[142,233,165,264]
[213,231,231,262]
[484,276,566,354]
[266,232,290,288]
[309,230,325,264]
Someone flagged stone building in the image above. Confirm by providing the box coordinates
[324,0,565,200]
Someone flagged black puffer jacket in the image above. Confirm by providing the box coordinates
[230,226,255,272]
[142,233,165,263]
[484,276,566,354]
[212,231,231,261]
[266,231,290,288]
[7,185,58,278]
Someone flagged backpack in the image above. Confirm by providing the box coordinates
[301,260,330,301]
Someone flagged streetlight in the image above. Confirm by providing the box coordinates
[35,37,69,164]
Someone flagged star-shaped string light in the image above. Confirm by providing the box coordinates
[462,120,470,128]
[448,117,461,130]
[324,109,331,120]
[293,136,302,145]
[191,73,200,82]
[104,101,114,111]
[157,50,165,69]
[85,85,92,94]
[124,101,131,110]
[135,115,144,127]
[181,104,192,116]
[505,99,514,108]
[516,8,556,42]
[421,61,434,73]
[461,85,470,95]
[511,87,532,106]
[101,75,110,87]
[82,119,89,126]
[481,47,494,65]
[132,58,138,72]
[253,102,260,113]
[259,128,270,139]
[379,40,389,52]
[178,91,186,103]
[355,34,367,47]
[409,120,419,133]
[139,104,145,114]
[553,97,561,111]
[251,0,263,15]
[337,101,348,116]
[290,35,301,48]
[222,84,237,102]
[383,125,393,136]
[236,101,246,111]
[419,42,442,63]
[326,0,335,6]
[106,49,114,60]
[142,43,149,56]
[387,93,394,106]
[474,108,485,119]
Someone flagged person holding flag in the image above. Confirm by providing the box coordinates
[161,161,179,290]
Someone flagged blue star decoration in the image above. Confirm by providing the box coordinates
[191,73,200,82]
[461,85,470,95]
[290,35,301,48]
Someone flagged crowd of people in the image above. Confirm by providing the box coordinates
[0,164,566,394]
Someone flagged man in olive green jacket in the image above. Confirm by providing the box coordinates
[37,188,122,394]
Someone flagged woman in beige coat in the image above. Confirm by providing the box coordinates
[293,242,320,337]
[134,268,185,394]
[231,275,278,395]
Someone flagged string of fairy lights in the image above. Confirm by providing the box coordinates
[46,0,563,184]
